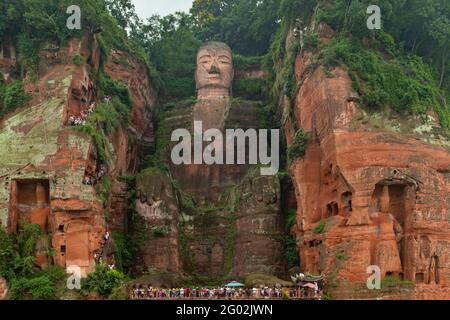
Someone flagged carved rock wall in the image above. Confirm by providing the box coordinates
[286,44,450,299]
[134,170,181,274]
[0,33,157,277]
[103,49,157,231]
[233,175,285,278]
[136,97,286,279]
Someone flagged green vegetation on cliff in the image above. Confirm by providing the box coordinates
[0,0,161,87]
[266,0,450,129]
[287,129,309,162]
[283,208,300,267]
[137,14,202,99]
[0,80,29,118]
[321,34,449,128]
[81,265,126,297]
[131,0,449,129]
[77,75,132,165]
[313,220,326,234]
[0,222,66,300]
[2,0,449,298]
[99,73,132,107]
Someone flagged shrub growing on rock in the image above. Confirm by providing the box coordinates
[287,129,309,162]
[313,220,326,234]
[0,81,29,117]
[81,265,126,297]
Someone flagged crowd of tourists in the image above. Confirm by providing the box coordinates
[68,103,96,126]
[128,286,319,300]
[82,165,106,186]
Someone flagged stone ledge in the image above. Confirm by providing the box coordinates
[51,199,92,211]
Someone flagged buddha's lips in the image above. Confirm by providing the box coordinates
[208,73,221,79]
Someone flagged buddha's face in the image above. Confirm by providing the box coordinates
[196,43,234,92]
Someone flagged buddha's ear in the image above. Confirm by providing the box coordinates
[229,68,235,97]
[194,67,199,89]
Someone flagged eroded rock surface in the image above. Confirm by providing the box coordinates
[135,42,286,280]
[285,30,450,298]
[0,34,156,276]
[134,170,181,274]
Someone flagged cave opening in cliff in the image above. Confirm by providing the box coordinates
[428,254,439,284]
[10,179,50,233]
[415,273,424,283]
[341,191,352,213]
[371,179,416,280]
[388,185,407,226]
[326,202,339,218]
[373,181,415,225]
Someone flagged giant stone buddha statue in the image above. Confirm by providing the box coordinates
[193,42,235,132]
[196,41,234,99]
[136,41,285,279]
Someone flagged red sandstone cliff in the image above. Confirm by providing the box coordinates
[284,24,450,299]
[1,18,450,300]
[0,33,157,277]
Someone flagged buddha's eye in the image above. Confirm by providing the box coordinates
[199,56,212,64]
[218,56,231,64]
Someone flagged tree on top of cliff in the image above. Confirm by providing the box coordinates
[104,0,140,31]
[0,0,22,38]
[190,0,280,56]
[131,12,202,99]
[0,1,149,76]
[264,0,450,129]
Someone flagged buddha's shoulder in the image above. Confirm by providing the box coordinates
[159,99,194,127]
[227,98,264,129]
[159,97,264,129]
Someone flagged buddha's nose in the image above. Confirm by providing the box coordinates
[208,63,220,74]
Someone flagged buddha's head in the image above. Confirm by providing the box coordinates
[196,41,234,98]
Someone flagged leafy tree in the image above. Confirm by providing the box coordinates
[217,0,280,55]
[1,81,29,116]
[135,13,202,99]
[426,9,450,89]
[0,222,67,299]
[279,0,316,24]
[0,228,15,280]
[105,0,140,32]
[9,276,54,300]
[111,232,133,272]
[0,0,23,37]
[99,74,132,106]
[191,0,280,55]
[319,0,398,39]
[81,265,126,297]
[191,0,230,27]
